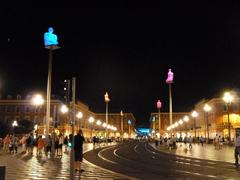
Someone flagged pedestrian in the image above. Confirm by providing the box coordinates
[37,136,44,157]
[74,129,85,172]
[64,135,68,153]
[46,135,52,157]
[188,136,193,149]
[93,136,97,147]
[58,133,63,157]
[200,136,204,147]
[234,133,240,166]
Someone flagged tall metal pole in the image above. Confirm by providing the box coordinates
[70,77,76,180]
[169,84,173,134]
[106,102,108,139]
[158,109,161,135]
[227,108,231,144]
[46,49,52,137]
[194,118,196,138]
[206,112,209,141]
[120,111,123,138]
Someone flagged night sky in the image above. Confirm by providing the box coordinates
[1,3,240,126]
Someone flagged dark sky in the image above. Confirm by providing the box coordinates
[1,3,240,126]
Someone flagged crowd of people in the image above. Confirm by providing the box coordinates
[0,132,69,158]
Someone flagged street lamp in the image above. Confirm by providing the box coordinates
[157,100,162,135]
[32,94,44,106]
[76,112,83,131]
[60,105,69,114]
[191,110,198,138]
[166,69,174,128]
[203,104,211,142]
[104,92,110,139]
[88,116,95,138]
[128,120,131,138]
[120,110,124,138]
[12,120,18,135]
[183,115,189,135]
[223,92,234,144]
[32,94,44,134]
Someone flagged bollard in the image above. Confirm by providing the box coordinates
[0,166,5,180]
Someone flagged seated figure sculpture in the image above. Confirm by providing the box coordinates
[44,27,58,47]
[166,69,174,83]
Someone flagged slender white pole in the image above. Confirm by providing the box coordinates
[169,83,173,136]
[46,49,52,137]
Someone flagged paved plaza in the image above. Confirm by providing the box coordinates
[0,143,131,180]
[150,142,235,163]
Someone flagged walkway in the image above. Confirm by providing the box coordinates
[0,143,131,179]
[150,142,235,163]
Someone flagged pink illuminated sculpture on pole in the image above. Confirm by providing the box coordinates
[166,69,174,131]
[157,100,162,135]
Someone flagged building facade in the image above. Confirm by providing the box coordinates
[0,95,136,138]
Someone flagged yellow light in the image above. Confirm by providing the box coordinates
[183,116,189,122]
[203,104,211,112]
[88,116,95,123]
[223,92,234,103]
[32,94,44,106]
[96,120,102,126]
[60,105,69,113]
[191,110,198,118]
[76,112,83,119]
[179,119,183,124]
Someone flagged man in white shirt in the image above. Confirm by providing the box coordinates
[234,133,240,166]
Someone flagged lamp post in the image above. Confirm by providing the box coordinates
[88,116,95,138]
[128,120,131,138]
[157,100,162,135]
[223,92,234,144]
[183,115,189,135]
[166,69,174,130]
[104,92,110,139]
[76,112,83,131]
[12,120,18,135]
[191,110,198,138]
[44,27,61,137]
[120,110,124,138]
[32,94,44,135]
[203,104,211,142]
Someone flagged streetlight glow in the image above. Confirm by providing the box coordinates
[183,116,189,122]
[76,112,83,119]
[60,105,69,114]
[223,92,233,103]
[179,119,183,125]
[203,104,211,112]
[191,110,198,118]
[12,120,18,127]
[88,116,95,123]
[96,120,102,126]
[32,94,44,106]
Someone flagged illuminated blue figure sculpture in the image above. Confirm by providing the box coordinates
[44,27,58,47]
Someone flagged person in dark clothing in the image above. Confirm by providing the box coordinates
[74,129,85,172]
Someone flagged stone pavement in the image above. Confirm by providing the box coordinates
[150,142,235,163]
[0,143,133,180]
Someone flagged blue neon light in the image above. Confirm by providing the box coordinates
[44,27,58,46]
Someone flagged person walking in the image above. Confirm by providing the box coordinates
[58,133,63,157]
[74,129,85,172]
[234,133,240,166]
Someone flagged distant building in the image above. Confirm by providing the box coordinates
[0,95,136,138]
[150,97,240,140]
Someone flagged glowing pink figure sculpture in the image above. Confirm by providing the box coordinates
[157,100,162,109]
[166,69,174,84]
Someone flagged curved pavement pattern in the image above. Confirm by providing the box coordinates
[0,143,132,180]
[84,140,240,180]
